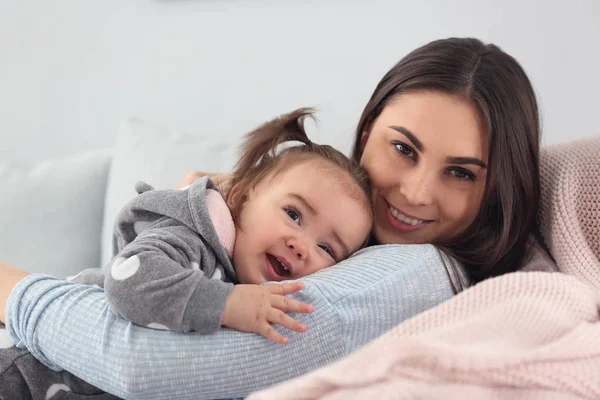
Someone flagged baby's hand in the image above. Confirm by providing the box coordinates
[221,282,313,344]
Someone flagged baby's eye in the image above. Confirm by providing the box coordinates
[286,208,301,225]
[319,244,336,260]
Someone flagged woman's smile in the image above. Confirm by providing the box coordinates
[384,199,434,231]
[359,91,488,245]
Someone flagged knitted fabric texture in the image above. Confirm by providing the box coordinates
[250,137,600,400]
[540,137,600,288]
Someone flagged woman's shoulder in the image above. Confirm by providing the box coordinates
[302,244,468,300]
[298,244,468,351]
[353,243,444,263]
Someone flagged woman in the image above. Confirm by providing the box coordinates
[0,37,545,400]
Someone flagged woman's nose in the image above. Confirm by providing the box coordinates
[286,237,308,261]
[399,168,435,206]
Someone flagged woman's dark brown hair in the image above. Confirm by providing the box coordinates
[227,108,371,223]
[352,37,542,284]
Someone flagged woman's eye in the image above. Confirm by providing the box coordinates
[286,208,301,225]
[449,168,476,181]
[393,142,416,159]
[319,244,336,260]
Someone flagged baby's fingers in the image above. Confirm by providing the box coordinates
[268,309,308,333]
[265,281,304,296]
[271,295,314,314]
[258,323,289,345]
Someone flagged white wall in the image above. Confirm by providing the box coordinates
[1,0,598,163]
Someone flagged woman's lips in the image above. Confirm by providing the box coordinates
[383,200,433,233]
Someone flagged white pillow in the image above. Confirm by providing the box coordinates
[101,118,238,264]
[0,150,112,277]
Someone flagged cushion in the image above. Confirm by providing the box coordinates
[0,150,112,277]
[539,136,600,289]
[101,118,238,264]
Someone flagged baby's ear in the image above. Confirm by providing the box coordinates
[226,182,249,210]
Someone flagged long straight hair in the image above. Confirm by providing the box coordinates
[352,38,542,283]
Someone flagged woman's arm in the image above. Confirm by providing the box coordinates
[6,275,346,400]
[5,245,462,400]
[0,262,29,323]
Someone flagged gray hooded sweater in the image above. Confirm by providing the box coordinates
[72,176,237,333]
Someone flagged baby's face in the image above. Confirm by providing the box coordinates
[232,160,372,285]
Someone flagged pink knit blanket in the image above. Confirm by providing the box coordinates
[250,137,600,400]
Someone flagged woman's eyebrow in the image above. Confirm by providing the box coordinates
[389,126,424,152]
[389,125,486,168]
[446,156,487,168]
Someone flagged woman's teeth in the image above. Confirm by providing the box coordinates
[389,205,425,226]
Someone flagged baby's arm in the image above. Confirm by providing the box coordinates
[103,217,232,333]
[103,218,313,339]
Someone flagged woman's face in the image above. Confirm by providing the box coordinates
[359,91,489,245]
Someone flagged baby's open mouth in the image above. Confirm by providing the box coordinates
[267,254,292,278]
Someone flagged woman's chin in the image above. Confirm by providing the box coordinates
[372,226,429,245]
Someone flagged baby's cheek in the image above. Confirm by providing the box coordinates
[232,237,245,264]
[316,260,336,274]
[361,208,375,238]
[231,238,245,270]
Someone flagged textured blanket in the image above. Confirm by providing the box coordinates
[250,137,600,400]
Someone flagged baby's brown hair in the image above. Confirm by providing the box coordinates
[227,108,372,223]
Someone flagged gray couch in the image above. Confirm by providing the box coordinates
[0,118,238,277]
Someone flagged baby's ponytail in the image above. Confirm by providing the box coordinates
[233,108,315,176]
